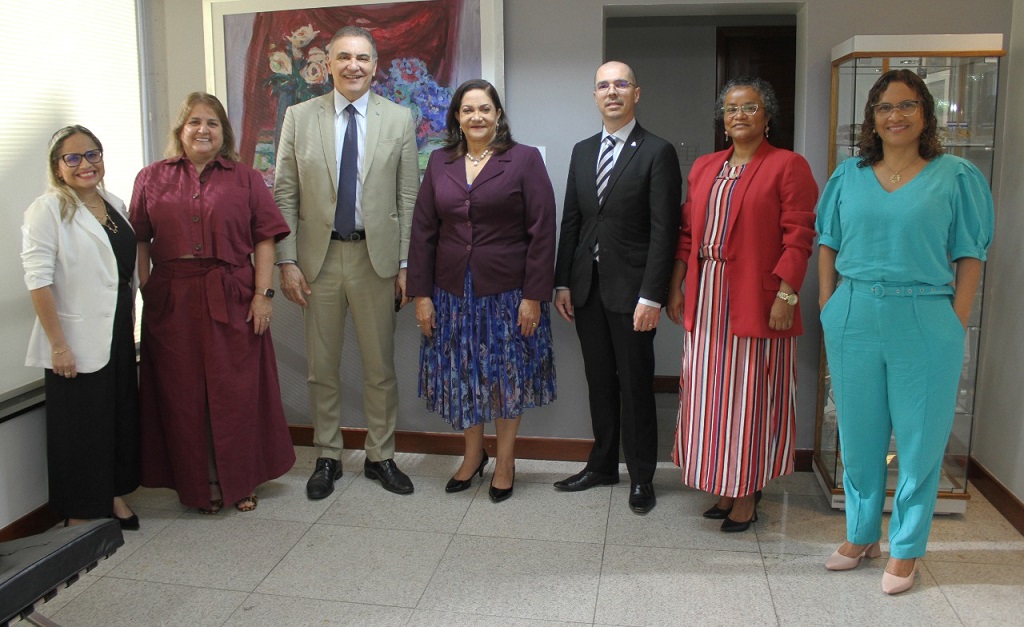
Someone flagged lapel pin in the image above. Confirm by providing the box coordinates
[630,141,637,147]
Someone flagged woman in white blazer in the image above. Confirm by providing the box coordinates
[22,125,141,529]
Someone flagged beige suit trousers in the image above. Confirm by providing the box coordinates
[305,239,397,461]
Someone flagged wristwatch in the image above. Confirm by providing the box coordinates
[777,290,798,306]
[259,288,275,298]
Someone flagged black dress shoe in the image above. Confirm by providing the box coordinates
[446,449,489,493]
[364,459,414,494]
[306,457,342,500]
[115,513,140,531]
[488,466,515,503]
[553,469,619,492]
[629,482,656,514]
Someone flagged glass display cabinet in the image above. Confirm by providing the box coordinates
[813,34,1004,514]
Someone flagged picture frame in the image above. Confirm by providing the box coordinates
[202,0,504,183]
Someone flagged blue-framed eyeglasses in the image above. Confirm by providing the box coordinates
[60,150,104,167]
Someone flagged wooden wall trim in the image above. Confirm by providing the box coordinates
[0,504,61,543]
[968,459,1024,537]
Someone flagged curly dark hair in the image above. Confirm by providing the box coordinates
[443,79,515,158]
[856,69,943,167]
[715,76,781,135]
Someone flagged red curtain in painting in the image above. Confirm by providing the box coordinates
[238,0,463,167]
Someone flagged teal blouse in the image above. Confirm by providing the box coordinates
[815,154,994,285]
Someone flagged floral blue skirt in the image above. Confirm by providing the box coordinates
[419,269,556,430]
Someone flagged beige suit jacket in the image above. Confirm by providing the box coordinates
[273,91,419,280]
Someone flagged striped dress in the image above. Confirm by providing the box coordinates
[672,162,797,498]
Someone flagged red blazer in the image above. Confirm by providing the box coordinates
[678,140,817,337]
[407,143,556,301]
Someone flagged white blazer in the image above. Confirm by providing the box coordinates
[22,189,138,373]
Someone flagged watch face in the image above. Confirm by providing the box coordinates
[265,288,275,298]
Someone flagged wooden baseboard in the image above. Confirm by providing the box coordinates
[6,430,1016,540]
[968,459,1024,536]
[0,503,60,543]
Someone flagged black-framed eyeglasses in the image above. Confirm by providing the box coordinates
[722,103,759,117]
[60,149,103,167]
[872,100,920,117]
[595,79,635,93]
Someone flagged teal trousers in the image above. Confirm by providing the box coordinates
[821,280,964,558]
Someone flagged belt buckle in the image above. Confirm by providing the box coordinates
[870,283,885,297]
[348,231,364,242]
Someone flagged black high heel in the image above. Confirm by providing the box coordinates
[115,513,140,531]
[489,465,515,503]
[445,449,489,493]
[721,500,759,533]
[704,490,760,519]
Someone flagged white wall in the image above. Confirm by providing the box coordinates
[972,0,1024,498]
[0,408,48,528]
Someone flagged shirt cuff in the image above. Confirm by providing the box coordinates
[275,259,296,266]
[638,297,661,308]
[400,260,408,269]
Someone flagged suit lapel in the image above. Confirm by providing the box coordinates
[362,93,382,184]
[317,94,338,186]
[467,150,507,190]
[599,125,644,211]
[579,134,601,210]
[723,140,770,236]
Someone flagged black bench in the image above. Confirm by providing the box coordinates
[0,519,123,627]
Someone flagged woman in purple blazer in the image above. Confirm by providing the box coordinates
[407,79,557,502]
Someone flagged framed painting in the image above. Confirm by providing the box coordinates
[202,0,504,185]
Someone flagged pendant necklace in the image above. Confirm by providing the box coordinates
[466,149,491,167]
[85,200,118,233]
[884,155,918,185]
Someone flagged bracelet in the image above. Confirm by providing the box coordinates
[53,348,69,355]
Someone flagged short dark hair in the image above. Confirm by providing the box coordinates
[328,25,378,59]
[856,69,942,167]
[443,79,515,157]
[715,76,780,126]
[166,92,238,161]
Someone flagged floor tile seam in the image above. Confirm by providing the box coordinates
[240,519,318,595]
[919,560,968,627]
[241,588,419,612]
[97,571,258,595]
[920,556,1024,566]
[590,487,615,625]
[450,529,607,546]
[410,529,457,612]
[754,526,786,627]
[307,520,457,541]
[603,539,763,556]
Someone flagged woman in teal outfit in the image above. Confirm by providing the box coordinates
[816,69,993,595]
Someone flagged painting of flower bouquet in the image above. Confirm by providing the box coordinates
[215,0,502,187]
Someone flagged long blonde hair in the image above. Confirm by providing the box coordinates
[47,125,105,220]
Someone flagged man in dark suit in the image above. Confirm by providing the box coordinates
[553,61,681,514]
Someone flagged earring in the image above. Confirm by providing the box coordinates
[724,130,730,143]
[764,124,770,139]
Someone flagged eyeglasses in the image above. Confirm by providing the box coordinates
[872,100,920,117]
[722,103,759,117]
[595,79,635,93]
[60,150,103,167]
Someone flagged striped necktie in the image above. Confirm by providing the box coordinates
[596,135,617,205]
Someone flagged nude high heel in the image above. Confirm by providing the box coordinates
[882,559,919,594]
[825,542,882,571]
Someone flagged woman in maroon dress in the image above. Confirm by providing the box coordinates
[131,92,295,513]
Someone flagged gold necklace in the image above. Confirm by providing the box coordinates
[84,200,118,233]
[883,155,919,185]
[466,149,491,167]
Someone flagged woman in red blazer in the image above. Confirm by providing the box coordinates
[666,77,817,532]
[407,79,557,503]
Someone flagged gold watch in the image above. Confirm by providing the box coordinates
[777,290,798,306]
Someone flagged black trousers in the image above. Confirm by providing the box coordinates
[573,268,658,483]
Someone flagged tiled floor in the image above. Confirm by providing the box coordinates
[15,445,1024,626]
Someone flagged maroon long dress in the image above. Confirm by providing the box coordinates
[130,155,295,508]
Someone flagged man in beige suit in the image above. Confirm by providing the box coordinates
[274,26,419,498]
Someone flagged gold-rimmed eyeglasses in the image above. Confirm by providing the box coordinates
[722,103,759,117]
[872,100,920,117]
